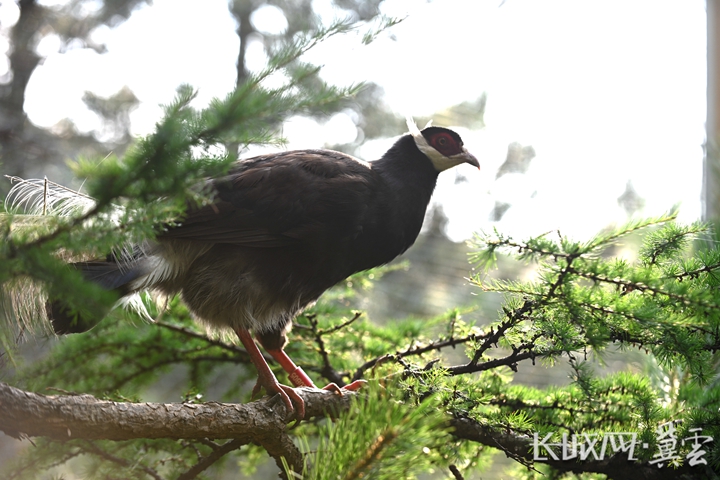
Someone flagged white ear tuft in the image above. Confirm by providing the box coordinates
[405,116,421,136]
[5,176,95,217]
[405,116,435,135]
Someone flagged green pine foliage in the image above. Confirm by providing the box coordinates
[463,216,720,475]
[287,385,449,480]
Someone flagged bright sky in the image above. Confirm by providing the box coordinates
[1,0,708,241]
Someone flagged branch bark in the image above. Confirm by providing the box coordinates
[451,417,712,480]
[0,381,354,474]
[0,380,357,439]
[3,382,711,479]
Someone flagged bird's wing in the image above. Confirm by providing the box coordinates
[158,150,375,248]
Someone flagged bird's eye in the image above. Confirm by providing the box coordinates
[429,133,461,156]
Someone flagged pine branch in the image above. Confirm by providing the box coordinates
[4,447,83,480]
[447,350,539,376]
[351,325,508,382]
[81,440,164,480]
[176,438,245,480]
[451,416,708,480]
[565,266,720,312]
[671,260,720,281]
[342,428,398,480]
[318,311,363,336]
[350,332,480,381]
[154,320,268,361]
[304,313,350,387]
[448,464,465,480]
[0,382,356,475]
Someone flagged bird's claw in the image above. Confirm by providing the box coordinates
[318,379,367,423]
[287,365,367,394]
[321,379,367,394]
[255,363,365,420]
[253,378,306,419]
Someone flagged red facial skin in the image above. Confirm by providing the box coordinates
[427,132,464,156]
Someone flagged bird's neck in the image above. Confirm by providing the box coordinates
[374,135,439,200]
[372,137,440,252]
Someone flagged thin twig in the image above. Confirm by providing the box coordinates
[82,440,163,480]
[448,465,465,480]
[318,311,363,336]
[154,320,271,362]
[306,314,347,387]
[351,332,482,382]
[177,438,247,480]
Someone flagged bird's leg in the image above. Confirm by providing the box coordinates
[264,347,367,393]
[234,328,305,419]
[264,346,316,388]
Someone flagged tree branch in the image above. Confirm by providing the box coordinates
[0,381,357,441]
[176,438,245,480]
[3,381,711,479]
[81,440,163,480]
[0,381,355,474]
[451,417,711,480]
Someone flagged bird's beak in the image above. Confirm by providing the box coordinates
[430,147,480,172]
[449,147,480,170]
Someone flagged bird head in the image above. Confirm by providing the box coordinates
[406,117,480,172]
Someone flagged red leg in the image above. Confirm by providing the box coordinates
[265,347,317,388]
[265,347,368,394]
[235,328,305,419]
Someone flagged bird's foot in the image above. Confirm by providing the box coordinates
[321,379,367,394]
[288,366,367,394]
[319,380,367,423]
[252,377,306,420]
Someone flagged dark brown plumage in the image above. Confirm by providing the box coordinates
[48,123,479,418]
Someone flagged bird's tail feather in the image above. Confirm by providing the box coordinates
[46,260,152,334]
[1,176,152,341]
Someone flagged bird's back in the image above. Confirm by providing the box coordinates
[150,148,427,333]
